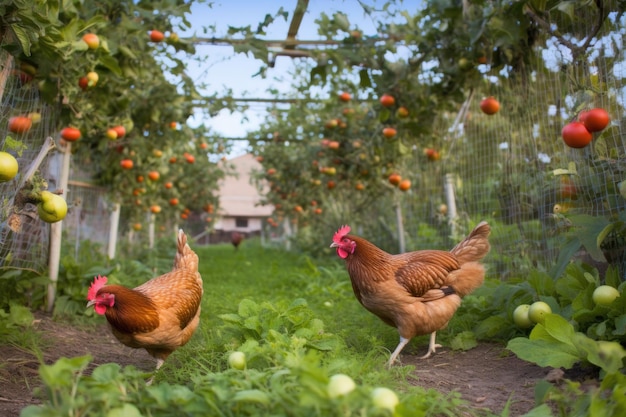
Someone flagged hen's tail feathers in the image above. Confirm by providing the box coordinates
[447,262,485,297]
[450,221,491,264]
[174,229,199,272]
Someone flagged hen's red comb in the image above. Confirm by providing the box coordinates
[333,225,351,244]
[87,275,107,300]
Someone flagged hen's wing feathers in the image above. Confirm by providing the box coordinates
[393,250,460,297]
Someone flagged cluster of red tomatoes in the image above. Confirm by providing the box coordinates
[561,108,610,148]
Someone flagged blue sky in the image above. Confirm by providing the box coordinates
[182,1,380,156]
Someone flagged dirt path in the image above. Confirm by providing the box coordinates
[1,314,551,417]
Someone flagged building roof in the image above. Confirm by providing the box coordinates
[218,153,273,217]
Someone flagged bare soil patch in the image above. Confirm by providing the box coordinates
[1,314,558,416]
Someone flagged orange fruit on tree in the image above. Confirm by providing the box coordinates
[339,92,351,102]
[150,30,165,42]
[120,159,133,170]
[398,179,411,191]
[60,127,81,141]
[480,96,500,115]
[388,173,401,186]
[112,125,126,138]
[562,122,592,148]
[8,116,32,134]
[382,127,397,138]
[380,94,395,107]
[82,33,100,49]
[580,108,609,132]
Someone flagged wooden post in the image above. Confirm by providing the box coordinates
[148,213,155,249]
[47,141,71,312]
[444,173,458,236]
[107,203,120,259]
[395,201,405,253]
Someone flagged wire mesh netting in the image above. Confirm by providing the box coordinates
[347,11,625,281]
[0,51,61,273]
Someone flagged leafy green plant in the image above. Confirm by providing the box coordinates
[22,352,478,417]
[218,298,343,368]
[507,313,625,374]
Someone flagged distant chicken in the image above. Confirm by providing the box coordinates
[87,230,203,382]
[330,222,490,366]
[231,231,243,250]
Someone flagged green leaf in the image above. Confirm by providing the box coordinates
[39,356,92,387]
[520,403,554,417]
[232,389,270,405]
[9,23,32,56]
[507,337,580,368]
[449,331,477,351]
[98,55,123,76]
[238,299,259,317]
[358,69,372,88]
[107,404,143,417]
[536,314,576,348]
[574,335,626,374]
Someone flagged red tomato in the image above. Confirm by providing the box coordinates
[120,159,134,170]
[562,122,592,148]
[382,127,397,138]
[112,125,126,138]
[379,94,395,108]
[581,108,609,132]
[398,179,411,191]
[480,97,500,115]
[60,127,81,141]
[8,116,32,134]
[388,173,401,186]
[150,30,164,42]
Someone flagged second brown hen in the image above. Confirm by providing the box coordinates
[331,222,490,366]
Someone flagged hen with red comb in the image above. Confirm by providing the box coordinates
[86,230,203,384]
[330,222,491,366]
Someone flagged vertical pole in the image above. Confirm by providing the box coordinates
[148,213,155,249]
[47,142,71,312]
[395,201,405,253]
[107,203,121,259]
[444,173,458,236]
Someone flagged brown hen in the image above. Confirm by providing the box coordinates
[330,222,490,366]
[87,229,203,382]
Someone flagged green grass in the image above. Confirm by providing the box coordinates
[16,237,502,417]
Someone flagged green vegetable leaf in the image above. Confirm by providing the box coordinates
[507,337,581,368]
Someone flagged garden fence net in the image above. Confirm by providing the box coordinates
[0,51,61,273]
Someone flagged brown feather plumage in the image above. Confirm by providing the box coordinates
[87,230,203,376]
[332,221,490,365]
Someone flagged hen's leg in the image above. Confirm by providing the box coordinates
[387,336,411,367]
[418,332,442,359]
[146,358,166,386]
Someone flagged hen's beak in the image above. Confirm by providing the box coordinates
[330,242,339,248]
[86,300,96,308]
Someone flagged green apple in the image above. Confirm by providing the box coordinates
[592,285,620,306]
[327,374,356,398]
[528,301,552,324]
[37,191,68,223]
[0,152,19,182]
[512,304,533,328]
